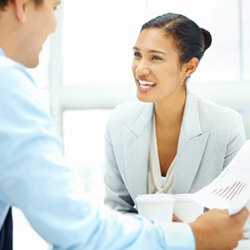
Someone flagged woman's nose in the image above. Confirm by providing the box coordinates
[135,61,150,76]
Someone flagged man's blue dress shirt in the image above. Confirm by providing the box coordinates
[0,47,195,250]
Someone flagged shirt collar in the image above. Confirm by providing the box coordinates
[0,47,5,57]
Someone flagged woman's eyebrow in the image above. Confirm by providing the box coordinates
[132,47,166,55]
[149,50,166,55]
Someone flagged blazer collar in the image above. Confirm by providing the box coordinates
[173,89,210,193]
[130,90,202,139]
[181,89,202,139]
[130,89,202,139]
[129,102,154,137]
[122,103,154,199]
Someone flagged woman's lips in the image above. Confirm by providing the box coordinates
[137,78,156,93]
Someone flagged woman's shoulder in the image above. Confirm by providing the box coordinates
[191,91,241,121]
[107,101,152,127]
[112,101,149,116]
[188,91,244,137]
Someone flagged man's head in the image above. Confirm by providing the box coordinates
[0,0,61,68]
[0,0,43,10]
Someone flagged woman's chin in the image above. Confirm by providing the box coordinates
[136,92,154,103]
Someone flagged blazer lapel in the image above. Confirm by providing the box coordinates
[122,103,154,200]
[173,90,210,194]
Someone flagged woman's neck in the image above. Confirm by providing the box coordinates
[154,88,186,129]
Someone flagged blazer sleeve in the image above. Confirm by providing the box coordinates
[104,116,138,213]
[223,111,246,169]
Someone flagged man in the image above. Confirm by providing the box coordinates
[0,0,248,249]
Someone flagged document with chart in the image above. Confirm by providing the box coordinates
[190,140,250,215]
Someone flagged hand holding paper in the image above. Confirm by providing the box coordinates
[190,140,250,215]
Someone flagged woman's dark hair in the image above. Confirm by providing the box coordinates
[0,0,43,10]
[141,13,212,65]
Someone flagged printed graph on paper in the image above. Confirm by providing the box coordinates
[212,181,247,201]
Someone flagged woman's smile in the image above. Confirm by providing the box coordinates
[136,76,156,92]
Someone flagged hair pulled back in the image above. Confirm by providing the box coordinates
[0,0,43,10]
[141,13,212,65]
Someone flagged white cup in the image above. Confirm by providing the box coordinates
[173,194,204,223]
[136,194,175,222]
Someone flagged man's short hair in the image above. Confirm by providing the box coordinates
[0,0,43,11]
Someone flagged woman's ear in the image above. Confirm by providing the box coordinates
[185,57,199,77]
[13,0,28,23]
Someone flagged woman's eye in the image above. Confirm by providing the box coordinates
[152,56,162,60]
[133,52,141,57]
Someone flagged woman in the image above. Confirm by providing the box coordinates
[104,13,246,216]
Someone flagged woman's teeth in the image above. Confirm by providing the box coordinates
[139,80,156,89]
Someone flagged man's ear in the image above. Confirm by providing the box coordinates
[13,0,28,23]
[184,57,199,77]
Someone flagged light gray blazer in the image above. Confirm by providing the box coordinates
[104,90,246,214]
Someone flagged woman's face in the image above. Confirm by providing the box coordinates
[132,28,188,103]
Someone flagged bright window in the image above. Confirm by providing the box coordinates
[63,109,112,204]
[242,0,250,80]
[61,0,249,85]
[62,0,146,85]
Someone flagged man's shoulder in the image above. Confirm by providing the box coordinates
[0,54,25,74]
[0,55,33,80]
[0,55,44,116]
[0,55,36,93]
